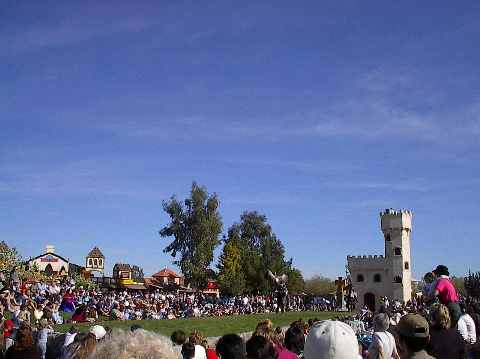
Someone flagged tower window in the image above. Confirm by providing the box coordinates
[394,276,402,283]
[394,247,402,256]
[385,234,391,241]
[357,274,365,282]
[88,258,93,267]
[99,259,103,267]
[373,274,382,283]
[94,258,98,267]
[404,261,409,270]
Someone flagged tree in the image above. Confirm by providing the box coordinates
[287,268,305,294]
[225,211,301,293]
[0,242,49,282]
[464,272,480,299]
[304,275,336,296]
[451,276,466,297]
[0,241,21,273]
[160,182,222,289]
[217,238,246,296]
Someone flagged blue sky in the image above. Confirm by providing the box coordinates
[1,0,480,280]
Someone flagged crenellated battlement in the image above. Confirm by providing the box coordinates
[380,208,413,217]
[346,208,413,307]
[347,255,385,259]
[347,255,387,269]
[380,208,413,232]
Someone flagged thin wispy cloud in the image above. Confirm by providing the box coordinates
[0,2,173,55]
[323,180,431,192]
[0,159,167,199]
[91,67,480,148]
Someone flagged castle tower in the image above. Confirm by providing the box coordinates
[85,247,105,275]
[380,209,412,302]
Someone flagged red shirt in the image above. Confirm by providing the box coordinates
[206,348,218,359]
[435,277,459,303]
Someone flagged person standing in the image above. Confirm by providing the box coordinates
[368,313,400,359]
[36,319,53,359]
[432,265,461,326]
[427,304,465,359]
[458,302,477,359]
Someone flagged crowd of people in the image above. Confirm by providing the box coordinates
[1,263,479,358]
[1,277,311,326]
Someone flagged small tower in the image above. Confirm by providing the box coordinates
[380,209,412,302]
[85,247,105,275]
[46,244,55,254]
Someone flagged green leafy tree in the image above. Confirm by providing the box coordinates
[304,275,336,296]
[72,273,99,290]
[0,242,49,282]
[464,272,480,299]
[0,241,21,274]
[226,211,300,293]
[217,238,246,295]
[287,267,305,293]
[451,276,466,297]
[221,223,257,291]
[160,182,223,289]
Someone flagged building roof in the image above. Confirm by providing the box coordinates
[113,263,131,271]
[152,268,182,278]
[87,247,105,258]
[30,252,70,263]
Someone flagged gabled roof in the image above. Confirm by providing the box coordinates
[87,247,104,258]
[30,252,70,263]
[113,263,131,271]
[152,268,182,278]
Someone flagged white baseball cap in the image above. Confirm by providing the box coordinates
[304,320,359,359]
[89,325,107,340]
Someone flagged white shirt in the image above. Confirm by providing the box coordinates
[458,313,476,344]
[368,331,398,359]
[193,345,207,359]
[64,332,77,347]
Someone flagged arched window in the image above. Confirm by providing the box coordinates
[394,276,402,283]
[99,259,103,267]
[385,234,391,241]
[45,264,54,276]
[394,247,402,256]
[373,274,382,283]
[88,258,93,267]
[94,258,98,267]
[404,261,409,270]
[357,274,365,282]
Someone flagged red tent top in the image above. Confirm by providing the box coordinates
[152,268,181,278]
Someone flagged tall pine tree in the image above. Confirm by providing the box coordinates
[217,238,246,295]
[160,182,222,289]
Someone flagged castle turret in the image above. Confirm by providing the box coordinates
[380,209,412,302]
[85,247,105,275]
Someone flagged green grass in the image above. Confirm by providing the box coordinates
[55,311,349,337]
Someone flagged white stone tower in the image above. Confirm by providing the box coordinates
[380,209,412,302]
